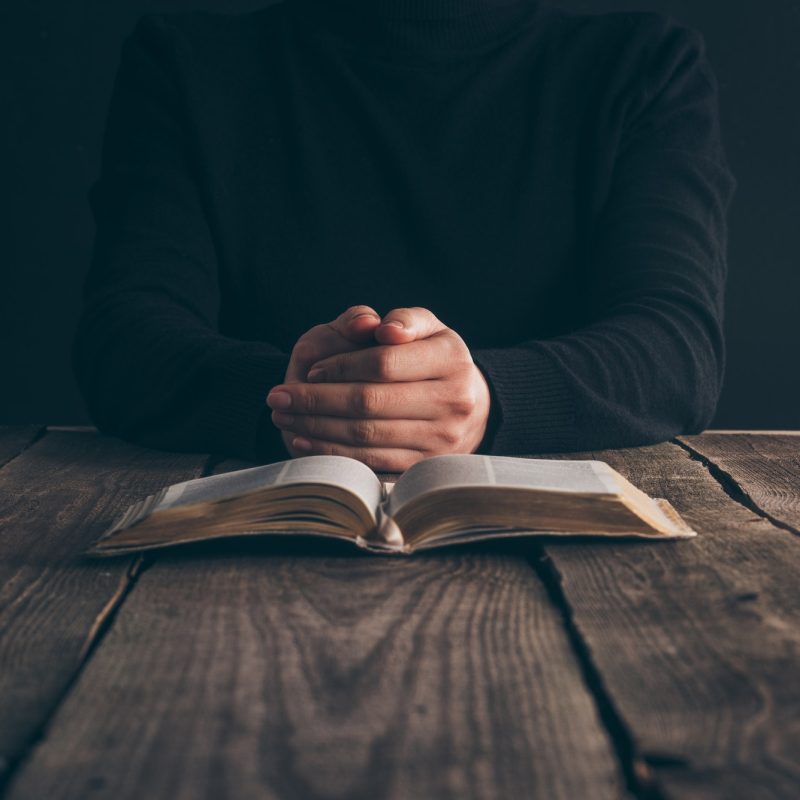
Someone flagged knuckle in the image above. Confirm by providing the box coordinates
[374,348,397,381]
[353,386,381,416]
[299,390,318,414]
[438,425,461,447]
[451,388,478,417]
[326,356,346,382]
[352,419,377,445]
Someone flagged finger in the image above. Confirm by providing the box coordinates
[285,437,426,473]
[329,305,381,344]
[285,326,345,382]
[286,306,380,382]
[374,306,448,345]
[272,411,445,451]
[267,380,456,420]
[307,333,468,383]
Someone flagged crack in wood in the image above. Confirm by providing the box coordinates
[641,751,691,768]
[528,547,667,800]
[674,437,800,538]
[0,555,153,798]
[0,451,218,799]
[78,555,152,663]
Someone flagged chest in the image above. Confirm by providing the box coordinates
[198,33,610,348]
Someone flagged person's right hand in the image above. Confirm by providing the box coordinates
[275,305,382,456]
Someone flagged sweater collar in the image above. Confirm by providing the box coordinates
[289,0,543,61]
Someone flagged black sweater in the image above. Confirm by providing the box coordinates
[74,0,737,462]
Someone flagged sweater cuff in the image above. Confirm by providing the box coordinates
[471,347,578,455]
[194,346,290,462]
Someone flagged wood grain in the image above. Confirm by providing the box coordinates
[5,461,627,800]
[7,433,799,799]
[679,432,800,535]
[0,431,208,783]
[0,425,44,468]
[704,430,800,435]
[539,441,800,800]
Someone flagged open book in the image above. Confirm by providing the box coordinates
[88,454,696,556]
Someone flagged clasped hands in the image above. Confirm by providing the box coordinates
[267,306,491,472]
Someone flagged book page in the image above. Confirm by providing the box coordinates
[388,455,619,515]
[156,456,382,520]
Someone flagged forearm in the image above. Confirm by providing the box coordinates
[74,287,289,461]
[472,296,723,455]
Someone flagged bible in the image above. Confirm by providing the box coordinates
[88,454,696,556]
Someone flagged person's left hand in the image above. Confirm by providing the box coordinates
[266,307,491,472]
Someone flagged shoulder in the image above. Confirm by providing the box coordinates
[537,5,716,118]
[544,5,705,52]
[540,6,710,84]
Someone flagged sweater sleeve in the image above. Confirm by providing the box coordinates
[73,15,289,461]
[472,21,737,455]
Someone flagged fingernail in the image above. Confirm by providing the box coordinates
[292,436,312,451]
[383,320,404,328]
[307,368,325,382]
[272,412,294,426]
[267,391,292,410]
[352,312,378,320]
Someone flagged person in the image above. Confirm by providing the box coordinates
[74,0,737,472]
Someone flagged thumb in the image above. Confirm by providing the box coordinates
[329,305,382,344]
[284,306,381,383]
[375,307,448,345]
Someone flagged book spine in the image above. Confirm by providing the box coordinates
[354,483,408,554]
[374,503,407,550]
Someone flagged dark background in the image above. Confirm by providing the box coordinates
[2,1,798,428]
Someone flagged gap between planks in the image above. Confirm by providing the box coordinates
[527,545,668,800]
[7,431,794,799]
[0,557,152,793]
[534,440,800,798]
[4,462,632,800]
[0,437,216,796]
[674,437,800,539]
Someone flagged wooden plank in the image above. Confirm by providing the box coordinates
[5,463,628,800]
[704,430,800,436]
[679,432,800,535]
[539,441,800,799]
[0,431,208,784]
[0,425,44,469]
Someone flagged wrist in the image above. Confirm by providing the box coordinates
[469,364,492,454]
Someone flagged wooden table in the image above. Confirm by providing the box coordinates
[0,427,798,800]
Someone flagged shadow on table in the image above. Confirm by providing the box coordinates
[84,531,673,565]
